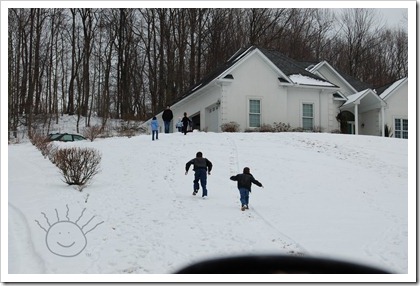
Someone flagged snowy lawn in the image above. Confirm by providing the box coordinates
[5,131,412,282]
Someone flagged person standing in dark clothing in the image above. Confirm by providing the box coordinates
[162,106,174,133]
[185,152,213,198]
[230,167,263,211]
[181,112,192,135]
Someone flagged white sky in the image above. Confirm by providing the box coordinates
[377,8,408,30]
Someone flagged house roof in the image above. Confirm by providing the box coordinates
[257,48,336,87]
[340,88,386,112]
[303,60,373,93]
[335,69,373,92]
[176,46,256,102]
[173,46,337,106]
[376,77,407,100]
[341,89,372,106]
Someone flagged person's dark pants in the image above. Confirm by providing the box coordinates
[239,188,250,206]
[183,124,188,135]
[152,130,158,140]
[164,121,170,133]
[194,169,208,197]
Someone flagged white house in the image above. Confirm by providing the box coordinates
[145,46,408,139]
[307,60,408,138]
[377,77,408,138]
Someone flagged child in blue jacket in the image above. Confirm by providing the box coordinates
[151,116,159,140]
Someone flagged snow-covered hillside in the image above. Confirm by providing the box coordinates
[6,129,412,282]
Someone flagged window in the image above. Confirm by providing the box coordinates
[249,99,261,128]
[394,118,408,139]
[302,103,314,130]
[61,134,73,141]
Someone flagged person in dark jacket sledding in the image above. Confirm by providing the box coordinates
[230,167,263,211]
[185,152,213,199]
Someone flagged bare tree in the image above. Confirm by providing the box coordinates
[336,9,384,80]
[7,8,408,138]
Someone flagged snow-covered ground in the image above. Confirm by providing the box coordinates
[4,128,414,282]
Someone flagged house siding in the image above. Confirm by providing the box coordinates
[359,109,381,136]
[286,88,339,132]
[330,97,343,132]
[384,81,408,137]
[221,52,289,130]
[219,52,339,131]
[314,64,355,96]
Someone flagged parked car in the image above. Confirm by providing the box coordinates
[48,133,86,142]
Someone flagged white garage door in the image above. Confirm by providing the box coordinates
[206,104,219,132]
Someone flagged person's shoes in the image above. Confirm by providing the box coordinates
[245,205,249,209]
[192,190,198,196]
[202,196,208,199]
[241,205,246,211]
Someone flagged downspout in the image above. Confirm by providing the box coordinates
[354,102,359,135]
[319,90,322,131]
[217,82,226,132]
[381,105,385,137]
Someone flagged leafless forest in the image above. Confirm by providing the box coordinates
[8,8,407,137]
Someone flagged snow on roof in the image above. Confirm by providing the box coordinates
[289,74,335,87]
[190,83,203,92]
[379,78,407,100]
[305,61,324,72]
[342,89,368,106]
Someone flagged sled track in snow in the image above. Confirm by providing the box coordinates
[226,134,308,256]
[226,134,240,174]
[251,207,308,256]
[8,203,46,273]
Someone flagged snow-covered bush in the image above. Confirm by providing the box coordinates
[53,147,101,189]
[220,121,240,132]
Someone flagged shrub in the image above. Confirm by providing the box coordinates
[312,126,323,133]
[47,143,59,163]
[117,129,136,138]
[221,121,240,132]
[273,122,291,132]
[115,120,146,137]
[291,127,304,132]
[83,125,103,142]
[30,132,51,156]
[384,124,393,137]
[258,124,274,132]
[53,147,101,189]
